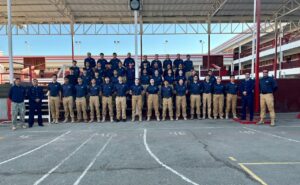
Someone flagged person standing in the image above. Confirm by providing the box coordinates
[101,77,114,123]
[163,54,172,72]
[183,54,194,79]
[97,53,108,70]
[48,74,61,124]
[213,77,225,119]
[140,69,150,108]
[225,75,238,119]
[62,77,75,123]
[257,70,278,126]
[70,60,80,78]
[114,76,128,122]
[189,75,203,120]
[27,79,44,127]
[240,72,255,121]
[8,78,27,130]
[146,79,160,121]
[75,77,88,122]
[173,53,184,70]
[110,52,121,71]
[89,78,101,123]
[161,80,174,121]
[130,79,144,122]
[175,79,188,120]
[124,52,135,68]
[202,75,213,119]
[151,54,162,69]
[84,52,96,68]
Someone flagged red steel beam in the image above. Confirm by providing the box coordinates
[255,0,261,113]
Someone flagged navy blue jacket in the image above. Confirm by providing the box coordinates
[153,76,163,86]
[124,58,135,68]
[114,83,128,96]
[163,59,172,70]
[70,66,80,77]
[161,86,173,98]
[213,83,225,94]
[131,85,144,96]
[260,76,278,94]
[203,81,213,93]
[147,85,159,94]
[97,59,108,70]
[9,85,26,103]
[140,75,150,85]
[240,79,255,96]
[117,67,126,77]
[110,58,121,70]
[62,84,74,97]
[89,85,101,96]
[75,84,87,98]
[101,83,114,97]
[95,77,103,86]
[175,75,186,83]
[209,75,216,84]
[189,82,203,95]
[184,60,193,72]
[27,86,44,104]
[84,57,96,68]
[141,60,151,70]
[164,75,175,85]
[103,69,113,78]
[84,67,94,78]
[48,82,61,97]
[226,82,239,95]
[151,60,162,69]
[173,59,184,69]
[175,84,187,96]
[66,74,77,86]
[81,75,92,86]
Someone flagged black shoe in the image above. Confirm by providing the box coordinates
[122,119,126,122]
[116,119,120,122]
[39,124,44,127]
[28,125,33,128]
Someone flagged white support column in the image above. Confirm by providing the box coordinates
[134,10,139,78]
[7,0,14,84]
[251,0,256,77]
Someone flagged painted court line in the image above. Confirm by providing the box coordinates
[33,133,98,185]
[238,163,268,185]
[73,136,113,185]
[241,162,300,165]
[143,129,199,185]
[0,131,71,166]
[243,127,300,143]
[229,157,237,161]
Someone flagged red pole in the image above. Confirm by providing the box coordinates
[29,65,32,83]
[274,21,278,79]
[254,0,261,113]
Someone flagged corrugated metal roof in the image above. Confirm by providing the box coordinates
[0,0,299,24]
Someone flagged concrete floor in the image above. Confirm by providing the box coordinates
[0,113,299,185]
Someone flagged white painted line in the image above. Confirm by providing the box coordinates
[33,133,98,185]
[0,131,71,166]
[143,129,199,185]
[73,136,113,185]
[244,127,300,143]
[241,162,300,165]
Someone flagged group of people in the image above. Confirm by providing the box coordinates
[8,52,278,130]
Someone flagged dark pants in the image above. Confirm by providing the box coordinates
[28,102,43,127]
[241,95,254,120]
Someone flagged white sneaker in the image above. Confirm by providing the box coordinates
[63,119,68,123]
[12,126,17,131]
[22,125,27,129]
[147,117,150,121]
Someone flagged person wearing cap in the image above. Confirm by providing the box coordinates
[48,74,62,124]
[257,70,278,126]
[124,52,135,69]
[213,77,225,119]
[114,76,128,122]
[130,79,144,122]
[202,75,213,119]
[70,60,80,78]
[184,54,194,79]
[101,77,114,122]
[97,53,108,70]
[175,79,188,120]
[239,72,255,121]
[75,77,88,123]
[146,79,160,121]
[62,77,75,123]
[161,80,174,121]
[88,78,101,123]
[225,75,239,119]
[189,75,203,120]
[8,78,27,130]
[173,53,184,70]
[110,52,121,70]
[84,52,96,68]
[163,54,173,72]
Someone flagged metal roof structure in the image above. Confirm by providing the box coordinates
[0,0,300,24]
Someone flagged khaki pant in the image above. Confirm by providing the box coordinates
[203,93,212,117]
[76,97,87,121]
[190,95,201,116]
[49,96,60,120]
[162,98,173,119]
[63,96,74,119]
[260,93,276,121]
[11,102,25,127]
[213,94,224,117]
[147,94,160,118]
[185,71,192,80]
[102,96,113,118]
[116,96,127,120]
[226,94,237,117]
[132,95,143,117]
[89,96,100,120]
[176,96,187,118]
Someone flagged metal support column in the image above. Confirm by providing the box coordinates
[134,10,139,78]
[254,0,261,113]
[207,20,211,69]
[71,23,75,61]
[7,0,14,84]
[140,15,143,62]
[274,19,278,78]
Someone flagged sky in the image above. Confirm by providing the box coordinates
[0,33,236,56]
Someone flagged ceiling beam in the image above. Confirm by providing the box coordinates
[274,0,300,20]
[48,0,74,23]
[210,0,229,17]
